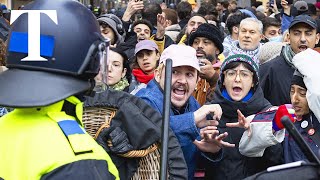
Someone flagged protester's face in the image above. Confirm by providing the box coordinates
[216,3,223,11]
[239,22,262,51]
[223,64,254,101]
[290,84,310,117]
[186,16,206,35]
[134,24,151,41]
[289,23,320,54]
[100,24,116,45]
[192,37,219,61]
[264,25,281,39]
[156,66,198,109]
[136,49,159,74]
[228,3,237,12]
[107,51,126,86]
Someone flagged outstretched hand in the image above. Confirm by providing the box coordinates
[194,126,235,153]
[226,109,252,137]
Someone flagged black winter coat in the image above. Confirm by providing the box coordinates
[259,52,295,106]
[85,90,188,180]
[204,85,283,180]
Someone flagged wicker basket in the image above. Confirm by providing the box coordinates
[82,106,161,180]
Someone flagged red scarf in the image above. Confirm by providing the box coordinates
[132,68,154,84]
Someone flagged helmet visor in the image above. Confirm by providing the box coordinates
[94,39,110,93]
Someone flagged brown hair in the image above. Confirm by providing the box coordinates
[163,8,178,25]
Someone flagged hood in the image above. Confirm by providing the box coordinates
[165,24,181,31]
[212,83,271,121]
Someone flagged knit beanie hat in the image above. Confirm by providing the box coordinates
[220,54,259,85]
[291,70,306,90]
[188,23,224,54]
[258,42,284,65]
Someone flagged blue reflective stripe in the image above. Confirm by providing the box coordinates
[8,31,55,57]
[57,120,85,136]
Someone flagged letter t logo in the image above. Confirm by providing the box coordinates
[10,10,58,61]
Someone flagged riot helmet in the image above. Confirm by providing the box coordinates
[0,0,109,107]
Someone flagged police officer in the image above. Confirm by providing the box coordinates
[0,0,119,179]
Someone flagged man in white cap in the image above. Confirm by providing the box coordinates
[136,44,235,179]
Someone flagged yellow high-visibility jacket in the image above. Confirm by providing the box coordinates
[0,96,119,180]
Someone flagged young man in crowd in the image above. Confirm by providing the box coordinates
[260,15,320,106]
[178,15,207,45]
[136,45,235,179]
[188,23,224,105]
[262,17,282,42]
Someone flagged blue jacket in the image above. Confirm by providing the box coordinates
[281,13,293,34]
[136,79,221,179]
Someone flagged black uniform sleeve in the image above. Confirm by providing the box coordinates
[41,159,116,180]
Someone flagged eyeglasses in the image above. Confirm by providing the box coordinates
[224,69,253,80]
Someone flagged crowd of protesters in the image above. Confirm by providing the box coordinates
[1,0,320,179]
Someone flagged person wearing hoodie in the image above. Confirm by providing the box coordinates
[204,54,283,179]
[97,14,125,47]
[235,49,320,174]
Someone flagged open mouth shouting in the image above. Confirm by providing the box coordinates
[196,49,206,58]
[232,86,243,96]
[172,84,188,101]
[298,45,308,51]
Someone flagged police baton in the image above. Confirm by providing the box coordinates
[282,116,320,165]
[160,59,172,180]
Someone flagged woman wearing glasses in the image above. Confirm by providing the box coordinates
[203,54,282,179]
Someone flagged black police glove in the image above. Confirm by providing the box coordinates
[109,127,133,154]
[96,126,133,154]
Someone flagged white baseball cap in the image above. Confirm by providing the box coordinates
[159,44,200,71]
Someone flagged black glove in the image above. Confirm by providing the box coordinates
[96,126,133,154]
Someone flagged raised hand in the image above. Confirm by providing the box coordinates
[122,0,144,22]
[226,109,252,137]
[155,13,167,39]
[281,0,291,15]
[199,59,219,86]
[271,1,279,14]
